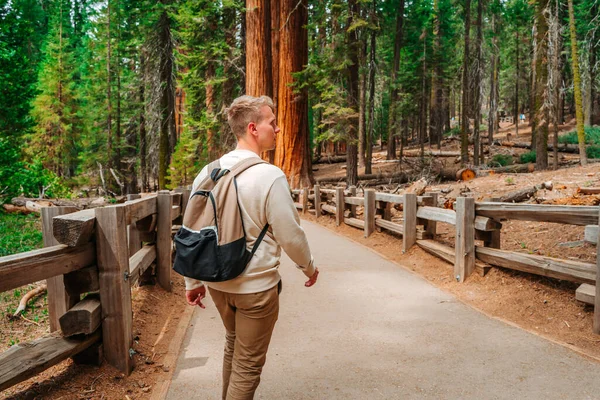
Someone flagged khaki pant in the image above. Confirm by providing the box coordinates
[208,284,280,400]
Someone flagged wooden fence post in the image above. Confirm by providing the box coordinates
[302,187,309,215]
[156,190,172,291]
[455,197,475,282]
[423,192,438,238]
[127,194,142,257]
[364,189,376,238]
[42,206,79,332]
[593,209,600,334]
[402,194,417,253]
[95,204,133,374]
[174,187,191,223]
[335,187,344,226]
[314,185,321,218]
[348,186,357,217]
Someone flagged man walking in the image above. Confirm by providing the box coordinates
[184,95,319,400]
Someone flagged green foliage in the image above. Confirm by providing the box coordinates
[0,212,43,256]
[520,151,537,163]
[490,154,513,167]
[558,127,600,145]
[444,127,461,137]
[586,146,600,159]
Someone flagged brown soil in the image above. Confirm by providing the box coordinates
[1,275,193,400]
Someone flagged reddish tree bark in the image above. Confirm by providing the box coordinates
[274,0,312,189]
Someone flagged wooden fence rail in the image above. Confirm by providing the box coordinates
[0,189,190,392]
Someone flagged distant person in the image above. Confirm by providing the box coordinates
[184,95,319,400]
[520,114,526,124]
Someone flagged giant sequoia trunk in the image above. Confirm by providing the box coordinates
[346,0,360,186]
[534,0,550,170]
[386,0,405,160]
[158,7,176,189]
[274,0,312,189]
[245,0,272,97]
[473,0,483,165]
[460,0,471,164]
[432,0,443,150]
[488,13,499,144]
[568,0,587,165]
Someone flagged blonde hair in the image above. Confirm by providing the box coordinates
[225,95,274,137]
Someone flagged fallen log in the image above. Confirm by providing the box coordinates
[2,204,31,214]
[498,181,553,203]
[578,187,600,195]
[500,141,581,153]
[403,150,462,157]
[11,197,80,208]
[317,172,411,184]
[437,167,476,181]
[313,155,347,164]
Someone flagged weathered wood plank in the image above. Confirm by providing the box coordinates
[403,194,417,253]
[42,207,80,332]
[294,202,302,209]
[95,204,133,374]
[475,202,599,226]
[344,217,365,229]
[170,192,182,207]
[0,243,95,293]
[348,186,358,217]
[335,188,344,226]
[127,194,142,258]
[171,205,181,221]
[455,197,475,282]
[0,330,100,392]
[375,218,403,235]
[344,196,364,206]
[422,192,438,237]
[125,195,157,225]
[363,189,376,238]
[375,192,404,204]
[302,188,309,215]
[156,190,172,291]
[63,266,99,295]
[59,295,102,337]
[576,283,594,305]
[129,244,156,286]
[417,206,456,225]
[585,225,598,245]
[417,240,490,277]
[52,209,96,247]
[322,204,336,215]
[475,246,595,284]
[314,185,321,218]
[174,188,191,225]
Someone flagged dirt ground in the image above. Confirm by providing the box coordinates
[1,276,192,400]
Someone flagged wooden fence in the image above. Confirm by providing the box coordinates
[292,185,600,334]
[0,188,191,392]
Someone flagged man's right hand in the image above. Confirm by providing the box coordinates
[186,285,207,308]
[305,268,319,287]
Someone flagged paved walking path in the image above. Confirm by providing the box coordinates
[167,220,600,399]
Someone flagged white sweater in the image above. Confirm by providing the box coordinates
[184,149,315,294]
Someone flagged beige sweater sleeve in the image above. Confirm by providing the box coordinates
[266,176,315,278]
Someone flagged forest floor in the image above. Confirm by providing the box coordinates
[2,118,600,399]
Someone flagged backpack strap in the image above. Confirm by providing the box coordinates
[249,223,270,260]
[227,157,267,177]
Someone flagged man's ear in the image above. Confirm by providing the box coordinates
[248,122,257,135]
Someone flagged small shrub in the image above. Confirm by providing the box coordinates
[490,154,513,167]
[520,151,537,164]
[444,127,461,137]
[505,177,514,185]
[559,126,600,145]
[586,145,600,159]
